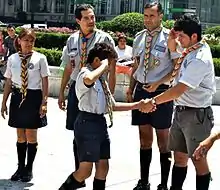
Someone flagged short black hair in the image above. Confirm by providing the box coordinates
[75,4,94,20]
[87,43,118,64]
[174,14,202,41]
[7,24,15,29]
[144,1,163,14]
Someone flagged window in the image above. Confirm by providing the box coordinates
[55,0,64,13]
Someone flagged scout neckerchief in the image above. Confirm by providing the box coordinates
[99,76,113,128]
[79,30,94,68]
[18,51,33,107]
[170,39,206,85]
[144,26,162,75]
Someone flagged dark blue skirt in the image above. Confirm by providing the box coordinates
[8,87,47,129]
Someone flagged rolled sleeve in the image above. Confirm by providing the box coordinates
[4,57,12,79]
[40,55,51,77]
[76,68,92,95]
[178,59,209,89]
[104,35,115,48]
[61,45,69,66]
[170,51,181,60]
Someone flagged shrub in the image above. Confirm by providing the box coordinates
[34,47,62,66]
[110,13,144,36]
[205,26,220,37]
[96,21,113,32]
[209,44,220,58]
[35,32,69,50]
[162,20,175,29]
[214,58,220,76]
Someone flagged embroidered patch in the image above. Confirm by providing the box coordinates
[70,47,77,51]
[28,63,34,70]
[154,45,166,52]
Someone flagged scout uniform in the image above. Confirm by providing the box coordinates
[132,27,180,130]
[169,41,215,158]
[132,27,180,190]
[4,51,50,129]
[61,29,115,131]
[74,66,114,163]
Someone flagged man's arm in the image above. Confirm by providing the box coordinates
[104,34,116,94]
[152,82,188,105]
[108,59,116,94]
[59,62,72,94]
[126,57,139,102]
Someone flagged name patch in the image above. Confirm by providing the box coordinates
[154,45,166,52]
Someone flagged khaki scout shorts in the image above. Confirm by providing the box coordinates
[168,106,214,158]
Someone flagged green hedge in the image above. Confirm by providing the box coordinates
[35,32,69,50]
[34,47,62,66]
[209,44,220,58]
[205,26,220,37]
[33,47,220,76]
[213,58,220,76]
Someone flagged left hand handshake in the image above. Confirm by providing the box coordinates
[138,99,157,113]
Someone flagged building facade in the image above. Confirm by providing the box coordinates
[0,0,219,26]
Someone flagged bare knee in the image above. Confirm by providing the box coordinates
[75,162,93,181]
[139,125,153,149]
[174,152,188,167]
[156,129,169,153]
[17,129,26,143]
[95,160,109,180]
[192,157,210,175]
[25,129,37,143]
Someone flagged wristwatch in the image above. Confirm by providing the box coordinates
[151,98,157,106]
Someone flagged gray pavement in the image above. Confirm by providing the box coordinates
[0,95,220,190]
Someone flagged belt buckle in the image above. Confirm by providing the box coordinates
[177,106,185,112]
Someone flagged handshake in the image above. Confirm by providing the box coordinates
[136,99,157,113]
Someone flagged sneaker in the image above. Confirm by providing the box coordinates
[133,180,150,190]
[157,184,168,190]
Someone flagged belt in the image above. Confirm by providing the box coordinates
[79,111,104,119]
[176,105,210,112]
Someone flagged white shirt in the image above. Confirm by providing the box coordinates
[115,45,133,61]
[4,51,51,89]
[175,43,216,107]
[76,67,115,114]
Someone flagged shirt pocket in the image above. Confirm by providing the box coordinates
[151,46,167,59]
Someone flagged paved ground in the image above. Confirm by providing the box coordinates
[0,95,220,190]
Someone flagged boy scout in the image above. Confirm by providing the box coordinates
[140,14,215,190]
[127,2,180,190]
[59,43,145,190]
[58,4,116,187]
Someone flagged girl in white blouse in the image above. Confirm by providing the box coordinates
[1,28,50,182]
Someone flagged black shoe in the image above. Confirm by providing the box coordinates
[157,184,168,190]
[11,167,24,181]
[133,180,150,190]
[21,167,33,182]
[59,173,85,190]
